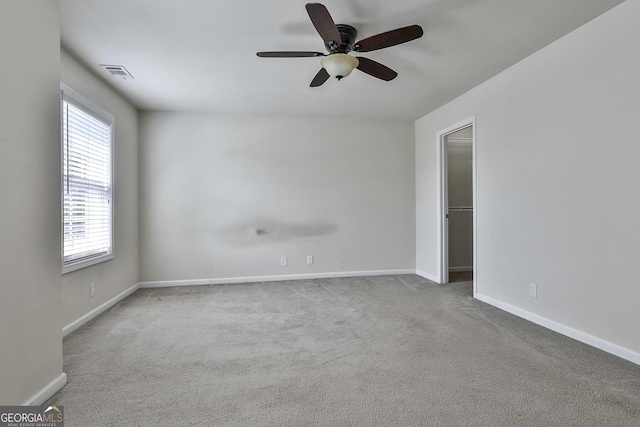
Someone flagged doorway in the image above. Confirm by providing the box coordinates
[437,117,476,292]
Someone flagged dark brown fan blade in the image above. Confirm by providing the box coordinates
[257,51,325,58]
[305,3,341,46]
[353,25,423,52]
[356,57,398,81]
[310,68,330,87]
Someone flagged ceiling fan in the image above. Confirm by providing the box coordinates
[256,3,423,87]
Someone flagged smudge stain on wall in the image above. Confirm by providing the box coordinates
[216,217,339,248]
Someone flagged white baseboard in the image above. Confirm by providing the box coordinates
[415,269,440,283]
[449,266,473,272]
[475,293,640,366]
[22,372,67,406]
[139,269,416,288]
[63,283,140,337]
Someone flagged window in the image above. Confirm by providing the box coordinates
[61,85,114,273]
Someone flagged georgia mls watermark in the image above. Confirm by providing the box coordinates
[0,406,63,427]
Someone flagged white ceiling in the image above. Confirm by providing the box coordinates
[60,0,624,120]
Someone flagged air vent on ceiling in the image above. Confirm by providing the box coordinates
[100,64,134,80]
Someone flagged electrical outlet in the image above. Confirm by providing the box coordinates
[529,283,537,298]
[89,283,95,297]
[307,255,314,265]
[280,256,287,266]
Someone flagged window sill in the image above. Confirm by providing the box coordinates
[62,253,114,274]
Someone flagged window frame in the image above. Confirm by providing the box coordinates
[60,83,114,274]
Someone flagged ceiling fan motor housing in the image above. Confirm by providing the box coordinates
[325,24,358,53]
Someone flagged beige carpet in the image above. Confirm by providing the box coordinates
[48,275,640,426]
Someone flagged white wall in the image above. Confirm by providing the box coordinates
[0,1,64,404]
[60,50,139,328]
[416,0,640,358]
[139,113,415,283]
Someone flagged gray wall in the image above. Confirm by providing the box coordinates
[416,0,640,358]
[0,1,63,404]
[139,113,416,282]
[60,50,139,328]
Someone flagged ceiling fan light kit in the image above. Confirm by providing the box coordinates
[256,2,423,87]
[321,54,359,80]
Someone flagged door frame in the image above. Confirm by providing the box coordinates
[437,116,476,294]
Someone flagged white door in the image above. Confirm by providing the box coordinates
[437,117,476,290]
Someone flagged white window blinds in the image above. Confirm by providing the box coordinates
[62,88,113,272]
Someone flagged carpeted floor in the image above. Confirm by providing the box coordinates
[48,275,640,426]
